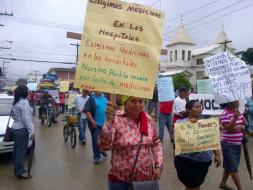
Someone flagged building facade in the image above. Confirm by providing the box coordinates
[47,67,76,85]
[160,23,236,86]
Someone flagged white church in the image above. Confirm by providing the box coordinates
[159,22,237,87]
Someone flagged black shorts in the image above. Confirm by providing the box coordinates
[174,156,212,188]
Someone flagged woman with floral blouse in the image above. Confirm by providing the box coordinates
[98,96,163,190]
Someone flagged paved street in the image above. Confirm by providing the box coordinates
[1,112,253,190]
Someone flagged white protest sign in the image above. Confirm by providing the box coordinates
[49,90,59,96]
[197,79,213,94]
[157,77,175,102]
[189,94,245,115]
[204,52,252,104]
[53,95,60,104]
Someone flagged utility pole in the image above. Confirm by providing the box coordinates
[3,61,10,78]
[219,40,232,52]
[70,43,80,65]
[33,70,40,83]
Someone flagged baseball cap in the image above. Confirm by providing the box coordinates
[178,87,188,92]
[44,89,49,93]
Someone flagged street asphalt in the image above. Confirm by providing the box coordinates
[0,111,253,190]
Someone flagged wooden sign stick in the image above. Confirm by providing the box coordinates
[110,93,117,105]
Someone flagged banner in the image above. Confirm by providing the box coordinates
[60,81,69,92]
[68,94,78,108]
[74,0,165,99]
[174,118,221,156]
[189,94,246,115]
[157,77,174,102]
[197,79,213,94]
[204,52,252,104]
[43,74,58,80]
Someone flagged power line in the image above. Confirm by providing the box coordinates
[164,4,253,40]
[164,0,244,35]
[0,57,76,64]
[150,0,160,7]
[164,0,220,23]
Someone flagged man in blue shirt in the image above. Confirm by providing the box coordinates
[84,91,108,164]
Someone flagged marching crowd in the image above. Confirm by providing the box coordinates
[8,84,251,190]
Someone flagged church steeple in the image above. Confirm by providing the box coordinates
[214,28,236,51]
[167,22,195,47]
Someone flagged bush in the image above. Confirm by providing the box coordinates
[173,73,191,91]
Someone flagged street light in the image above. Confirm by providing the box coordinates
[0,41,13,44]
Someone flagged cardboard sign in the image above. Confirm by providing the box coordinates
[204,52,252,104]
[74,0,165,99]
[157,77,175,102]
[60,81,69,92]
[174,118,221,156]
[197,79,213,94]
[68,94,78,108]
[189,94,245,115]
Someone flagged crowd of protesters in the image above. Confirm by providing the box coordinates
[8,84,251,190]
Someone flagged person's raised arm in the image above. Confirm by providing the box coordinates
[222,110,243,133]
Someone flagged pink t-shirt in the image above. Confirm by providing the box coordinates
[220,108,244,145]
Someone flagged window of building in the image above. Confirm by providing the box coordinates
[188,51,191,61]
[182,50,185,60]
[196,58,204,65]
[174,50,177,61]
[170,51,173,62]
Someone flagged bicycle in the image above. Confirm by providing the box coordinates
[62,111,78,148]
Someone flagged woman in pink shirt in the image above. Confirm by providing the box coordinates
[219,101,248,190]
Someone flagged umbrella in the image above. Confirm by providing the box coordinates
[27,83,38,91]
[27,140,35,176]
[37,83,55,88]
[242,129,252,180]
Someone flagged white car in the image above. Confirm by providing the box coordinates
[0,95,33,154]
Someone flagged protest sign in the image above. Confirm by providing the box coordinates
[27,83,38,91]
[204,52,252,104]
[157,77,175,102]
[197,79,213,94]
[189,94,245,115]
[68,94,78,108]
[74,0,165,99]
[174,118,221,156]
[53,95,60,104]
[60,81,69,92]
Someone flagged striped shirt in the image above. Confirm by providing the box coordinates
[11,98,34,135]
[220,108,244,145]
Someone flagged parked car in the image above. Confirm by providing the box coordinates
[0,95,33,154]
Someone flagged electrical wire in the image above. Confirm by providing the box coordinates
[164,4,253,40]
[164,0,220,23]
[150,0,160,7]
[0,57,76,64]
[164,0,244,35]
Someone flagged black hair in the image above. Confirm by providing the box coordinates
[219,103,229,109]
[185,100,199,118]
[13,85,28,105]
[7,90,13,95]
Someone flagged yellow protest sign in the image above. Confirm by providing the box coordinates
[68,94,78,108]
[174,118,221,156]
[74,0,165,99]
[60,81,69,92]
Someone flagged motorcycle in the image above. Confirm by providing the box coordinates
[41,98,54,127]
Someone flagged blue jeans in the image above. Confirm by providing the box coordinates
[91,127,102,160]
[199,115,211,119]
[78,117,87,142]
[108,179,128,190]
[10,128,29,176]
[30,102,36,114]
[159,113,173,140]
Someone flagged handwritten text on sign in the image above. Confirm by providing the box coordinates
[74,0,165,99]
[60,81,69,92]
[197,79,213,94]
[157,77,175,102]
[204,52,252,104]
[174,118,221,156]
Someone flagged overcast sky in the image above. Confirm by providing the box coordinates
[0,0,252,84]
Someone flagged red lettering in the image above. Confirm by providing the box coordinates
[113,20,119,27]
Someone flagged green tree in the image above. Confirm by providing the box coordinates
[16,78,28,85]
[236,48,253,65]
[173,73,191,91]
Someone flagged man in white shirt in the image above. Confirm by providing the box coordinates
[72,89,89,145]
[172,87,188,132]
